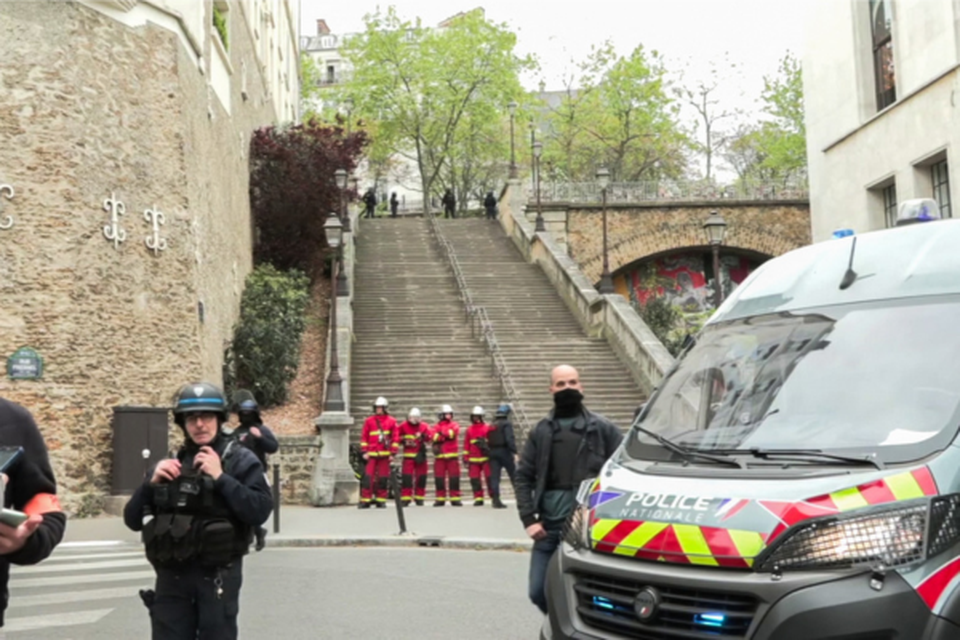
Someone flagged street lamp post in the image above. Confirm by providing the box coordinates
[507,100,518,179]
[344,97,354,137]
[323,212,345,412]
[703,210,728,307]
[336,168,350,234]
[596,167,614,294]
[533,140,545,232]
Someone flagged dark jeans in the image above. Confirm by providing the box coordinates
[149,561,243,639]
[528,527,562,614]
[488,448,515,497]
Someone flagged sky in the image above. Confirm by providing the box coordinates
[298,0,808,117]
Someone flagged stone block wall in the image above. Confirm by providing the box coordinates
[272,435,322,505]
[0,1,282,513]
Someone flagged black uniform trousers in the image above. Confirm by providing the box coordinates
[488,447,516,497]
[150,560,243,640]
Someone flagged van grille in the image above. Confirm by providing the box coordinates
[574,573,758,639]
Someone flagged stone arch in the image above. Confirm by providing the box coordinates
[567,203,810,284]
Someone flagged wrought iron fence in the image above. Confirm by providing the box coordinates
[425,214,533,438]
[527,179,808,204]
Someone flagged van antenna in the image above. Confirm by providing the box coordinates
[838,236,859,290]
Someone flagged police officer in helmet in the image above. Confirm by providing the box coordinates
[123,382,273,640]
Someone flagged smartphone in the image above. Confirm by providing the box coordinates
[0,447,27,527]
[0,508,27,527]
[0,447,23,473]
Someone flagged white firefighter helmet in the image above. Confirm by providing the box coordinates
[374,396,389,408]
[440,404,453,414]
[471,405,484,416]
[408,407,421,420]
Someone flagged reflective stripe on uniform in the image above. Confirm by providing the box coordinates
[23,493,62,516]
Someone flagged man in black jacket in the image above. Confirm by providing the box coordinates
[124,382,272,640]
[229,392,278,551]
[515,365,623,615]
[0,397,66,631]
[487,403,517,509]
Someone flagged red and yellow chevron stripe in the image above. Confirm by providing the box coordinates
[590,518,766,568]
[589,467,938,567]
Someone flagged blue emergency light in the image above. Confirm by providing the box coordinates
[694,612,727,628]
[832,229,855,239]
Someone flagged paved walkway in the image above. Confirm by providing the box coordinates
[63,501,533,550]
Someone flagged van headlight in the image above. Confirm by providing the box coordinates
[757,502,928,572]
[562,505,591,550]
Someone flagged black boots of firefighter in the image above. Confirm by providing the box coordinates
[471,478,484,506]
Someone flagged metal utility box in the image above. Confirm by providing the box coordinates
[111,406,169,495]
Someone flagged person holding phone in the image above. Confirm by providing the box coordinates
[0,396,66,631]
[123,382,272,640]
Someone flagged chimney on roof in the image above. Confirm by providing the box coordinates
[316,19,331,35]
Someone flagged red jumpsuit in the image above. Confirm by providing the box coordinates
[464,421,493,504]
[398,420,431,504]
[359,413,399,505]
[432,418,461,505]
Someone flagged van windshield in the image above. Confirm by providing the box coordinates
[626,296,960,465]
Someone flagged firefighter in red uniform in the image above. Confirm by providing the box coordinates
[464,406,493,506]
[359,396,399,509]
[432,404,462,507]
[398,407,431,506]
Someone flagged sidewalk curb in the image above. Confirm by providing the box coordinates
[265,536,533,551]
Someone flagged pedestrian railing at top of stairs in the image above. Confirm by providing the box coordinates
[426,213,534,440]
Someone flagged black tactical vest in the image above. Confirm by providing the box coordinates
[142,441,252,568]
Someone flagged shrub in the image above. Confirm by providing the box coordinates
[224,265,310,407]
[638,295,687,356]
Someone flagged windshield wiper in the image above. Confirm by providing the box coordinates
[633,425,744,468]
[711,447,885,470]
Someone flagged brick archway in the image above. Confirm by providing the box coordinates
[565,202,811,283]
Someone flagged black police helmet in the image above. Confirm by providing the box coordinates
[173,382,228,427]
[496,403,511,416]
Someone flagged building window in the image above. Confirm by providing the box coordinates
[870,0,896,110]
[932,160,952,218]
[883,183,897,228]
[326,65,336,84]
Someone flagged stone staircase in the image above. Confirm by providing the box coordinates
[437,218,646,430]
[351,218,507,501]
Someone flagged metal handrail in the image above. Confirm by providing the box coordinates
[426,213,533,438]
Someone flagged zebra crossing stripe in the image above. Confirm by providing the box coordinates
[11,570,155,589]
[15,587,139,608]
[12,558,148,574]
[3,609,113,632]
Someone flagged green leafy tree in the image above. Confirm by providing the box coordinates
[543,42,687,182]
[759,52,806,178]
[724,52,805,185]
[339,7,533,210]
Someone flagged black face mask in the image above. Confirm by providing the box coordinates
[239,413,258,428]
[553,388,584,415]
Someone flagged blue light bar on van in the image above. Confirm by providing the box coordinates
[695,613,727,628]
[592,596,615,611]
[832,229,855,239]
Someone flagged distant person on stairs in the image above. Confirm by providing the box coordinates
[484,191,498,220]
[359,397,399,508]
[441,188,456,219]
[363,188,377,219]
[398,407,431,506]
[390,192,399,218]
[463,406,493,506]
[516,365,623,615]
[431,405,462,506]
[487,403,517,509]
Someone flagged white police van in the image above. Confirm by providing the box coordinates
[543,200,960,639]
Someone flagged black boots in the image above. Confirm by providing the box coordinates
[492,496,507,509]
[255,527,267,551]
[376,502,387,509]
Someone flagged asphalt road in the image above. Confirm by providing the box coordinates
[6,546,544,639]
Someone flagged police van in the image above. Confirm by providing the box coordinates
[543,200,960,639]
